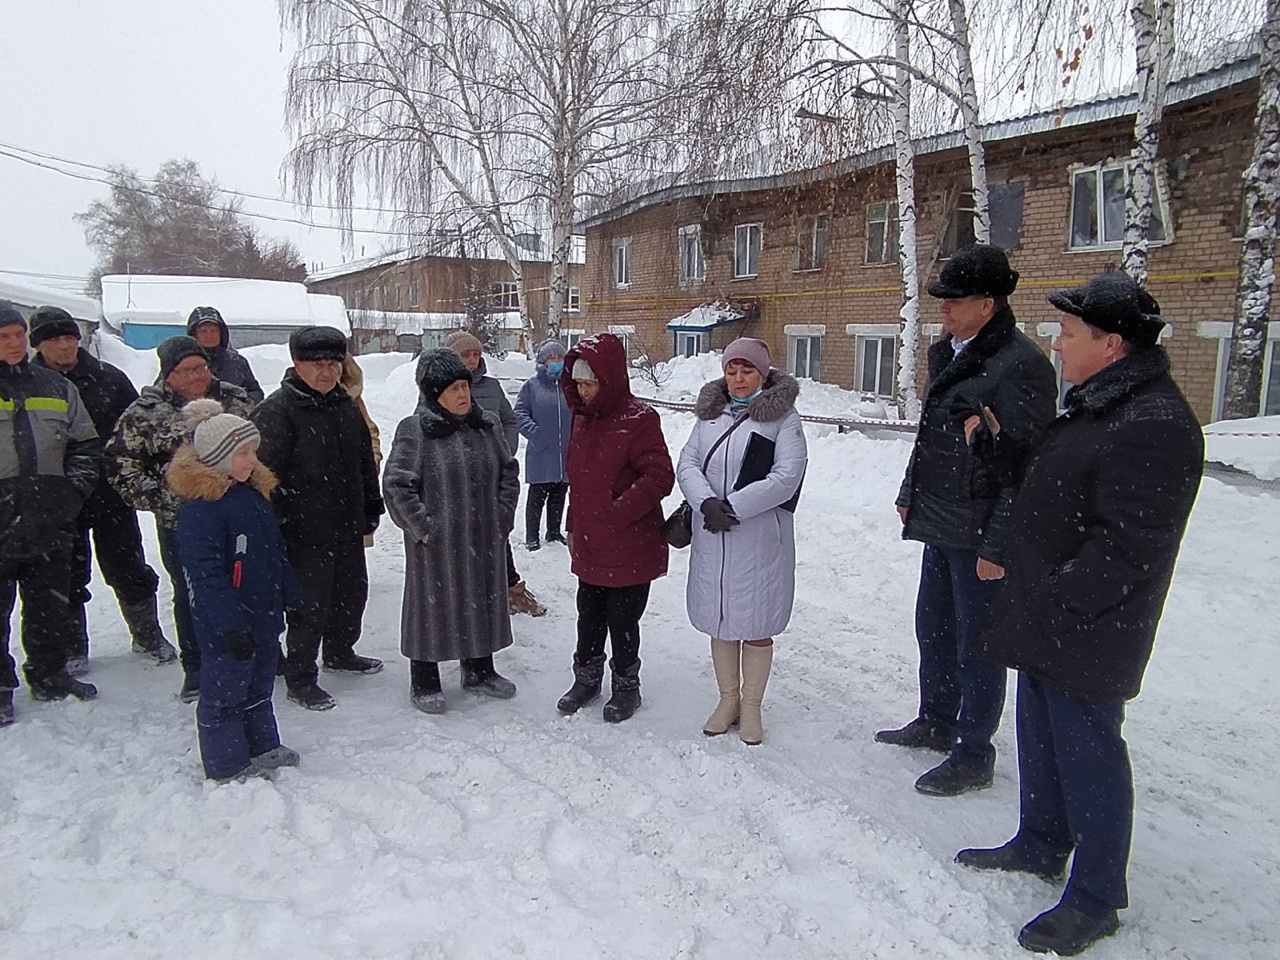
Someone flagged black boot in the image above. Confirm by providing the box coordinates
[874,717,956,753]
[66,603,90,676]
[915,753,995,797]
[461,656,517,699]
[410,659,445,714]
[603,658,641,723]
[179,671,200,704]
[0,689,14,726]
[557,654,605,714]
[955,840,1067,883]
[29,669,98,702]
[120,595,178,664]
[323,652,384,674]
[287,681,337,711]
[1018,904,1120,955]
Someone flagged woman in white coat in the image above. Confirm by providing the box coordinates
[677,338,807,745]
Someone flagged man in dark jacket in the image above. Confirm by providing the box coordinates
[956,274,1203,957]
[877,244,1058,797]
[29,306,177,670]
[0,303,100,724]
[188,306,265,404]
[251,326,385,711]
[107,336,255,702]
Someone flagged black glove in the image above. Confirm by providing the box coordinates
[700,497,739,534]
[365,497,385,536]
[364,514,381,536]
[225,629,256,662]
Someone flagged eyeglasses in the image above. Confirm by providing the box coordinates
[170,363,210,378]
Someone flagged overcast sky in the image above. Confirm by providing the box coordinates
[0,0,391,291]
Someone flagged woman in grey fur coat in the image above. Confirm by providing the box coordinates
[676,339,807,745]
[383,348,521,713]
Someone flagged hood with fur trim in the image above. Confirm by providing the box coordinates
[167,444,278,503]
[694,369,800,422]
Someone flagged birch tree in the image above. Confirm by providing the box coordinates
[892,1,923,420]
[1123,0,1175,285]
[947,0,989,242]
[1222,0,1280,419]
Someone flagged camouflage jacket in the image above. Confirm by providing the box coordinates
[106,379,253,530]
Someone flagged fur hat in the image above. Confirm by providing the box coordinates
[1048,272,1166,347]
[928,244,1019,299]
[157,336,209,379]
[444,330,484,355]
[185,398,260,475]
[0,302,26,331]
[416,347,472,402]
[570,358,597,381]
[722,337,771,374]
[290,325,348,363]
[28,306,81,346]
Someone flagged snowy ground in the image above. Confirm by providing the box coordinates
[2,345,1277,959]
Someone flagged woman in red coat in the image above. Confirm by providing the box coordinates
[557,333,674,723]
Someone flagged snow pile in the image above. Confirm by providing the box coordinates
[100,275,348,333]
[1203,415,1280,480]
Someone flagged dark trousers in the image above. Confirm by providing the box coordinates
[915,544,1006,766]
[1013,672,1132,916]
[196,640,281,780]
[70,491,160,657]
[283,537,369,687]
[575,580,650,673]
[0,544,75,689]
[505,542,520,589]
[526,482,568,543]
[157,525,199,673]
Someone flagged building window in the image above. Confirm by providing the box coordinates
[609,326,633,358]
[856,336,897,398]
[941,182,1027,256]
[565,285,582,313]
[1265,340,1280,416]
[866,202,900,264]
[795,215,830,271]
[408,281,419,309]
[490,281,519,310]
[563,329,585,350]
[676,331,704,357]
[613,239,631,288]
[734,223,761,278]
[678,225,705,284]
[1069,162,1170,250]
[788,335,822,379]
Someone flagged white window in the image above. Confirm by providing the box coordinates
[676,331,704,357]
[613,239,631,288]
[1202,320,1280,418]
[408,280,419,309]
[490,282,519,310]
[866,202,900,264]
[565,285,582,313]
[609,325,633,358]
[563,329,585,350]
[856,336,897,398]
[734,223,761,278]
[1264,339,1280,416]
[788,335,823,379]
[795,214,830,271]
[1069,162,1170,250]
[678,225,705,284]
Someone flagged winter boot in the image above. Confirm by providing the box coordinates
[287,682,337,711]
[602,659,641,723]
[874,717,956,753]
[955,840,1067,883]
[121,596,178,664]
[703,639,741,736]
[914,753,995,797]
[65,603,90,676]
[0,689,15,726]
[251,745,301,770]
[508,581,548,617]
[738,642,773,745]
[323,652,384,675]
[179,671,200,704]
[28,670,98,702]
[410,660,446,714]
[526,538,542,552]
[1018,904,1120,956]
[461,656,517,699]
[557,654,605,715]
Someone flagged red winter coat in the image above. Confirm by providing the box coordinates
[562,333,674,587]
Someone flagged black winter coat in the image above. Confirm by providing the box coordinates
[250,369,384,550]
[897,308,1057,562]
[982,347,1203,701]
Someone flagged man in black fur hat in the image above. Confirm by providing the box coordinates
[877,243,1058,797]
[955,271,1203,956]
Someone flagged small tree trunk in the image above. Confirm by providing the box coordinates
[1123,0,1175,286]
[893,1,921,422]
[1222,0,1280,419]
[948,0,989,244]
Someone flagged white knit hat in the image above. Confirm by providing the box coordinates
[184,399,260,475]
[570,358,596,381]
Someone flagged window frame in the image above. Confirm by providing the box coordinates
[1068,161,1172,252]
[678,224,705,285]
[490,281,519,311]
[855,335,898,399]
[733,222,762,279]
[794,214,830,272]
[865,202,900,265]
[675,331,704,357]
[613,239,631,288]
[563,328,586,350]
[787,334,823,379]
[407,280,420,309]
[565,285,582,313]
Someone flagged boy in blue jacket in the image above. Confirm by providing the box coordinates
[168,399,300,783]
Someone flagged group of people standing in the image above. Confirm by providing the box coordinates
[0,242,1205,955]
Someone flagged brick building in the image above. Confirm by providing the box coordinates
[576,48,1273,424]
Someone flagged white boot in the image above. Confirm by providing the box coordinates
[703,639,741,736]
[739,642,773,746]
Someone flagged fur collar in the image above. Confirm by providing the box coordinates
[167,444,278,502]
[694,370,800,422]
[925,306,1019,397]
[1064,346,1171,417]
[340,355,364,400]
[417,399,493,439]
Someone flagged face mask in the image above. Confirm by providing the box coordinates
[730,387,762,405]
[547,360,564,375]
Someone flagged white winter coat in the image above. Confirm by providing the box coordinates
[677,371,807,641]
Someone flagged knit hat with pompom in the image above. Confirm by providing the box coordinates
[185,398,260,475]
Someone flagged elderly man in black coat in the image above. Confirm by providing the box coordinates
[251,326,384,711]
[878,244,1058,797]
[956,273,1204,957]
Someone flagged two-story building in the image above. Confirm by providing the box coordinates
[576,45,1272,424]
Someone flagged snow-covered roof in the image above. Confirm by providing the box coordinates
[306,233,586,284]
[0,273,102,322]
[101,275,349,334]
[666,301,749,331]
[308,294,349,329]
[349,309,524,335]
